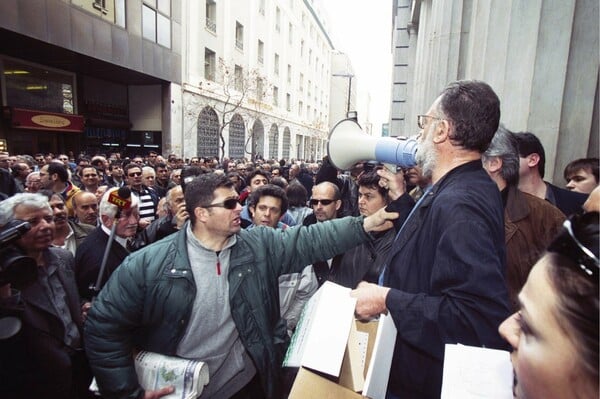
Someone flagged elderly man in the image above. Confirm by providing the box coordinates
[0,193,94,398]
[84,173,395,399]
[25,171,42,193]
[482,126,565,309]
[140,185,188,245]
[75,187,140,301]
[352,80,512,398]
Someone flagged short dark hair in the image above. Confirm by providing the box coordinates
[124,163,142,176]
[248,184,288,215]
[181,166,207,193]
[564,158,599,184]
[286,183,308,207]
[358,170,388,200]
[514,132,546,178]
[47,161,69,182]
[185,173,234,225]
[438,80,501,153]
[247,169,270,183]
[154,162,168,171]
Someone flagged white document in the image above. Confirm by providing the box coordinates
[441,344,513,399]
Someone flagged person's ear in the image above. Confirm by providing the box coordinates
[526,153,540,168]
[432,119,450,144]
[100,214,113,228]
[486,156,503,174]
[335,199,342,211]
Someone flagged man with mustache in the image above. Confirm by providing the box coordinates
[42,191,94,257]
[74,187,140,301]
[0,193,95,398]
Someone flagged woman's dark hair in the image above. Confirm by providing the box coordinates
[286,182,308,207]
[546,212,599,388]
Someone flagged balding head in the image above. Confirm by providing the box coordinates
[72,191,99,225]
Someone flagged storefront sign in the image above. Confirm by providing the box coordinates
[8,107,84,132]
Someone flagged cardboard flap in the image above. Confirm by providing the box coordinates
[362,313,397,399]
[300,282,357,377]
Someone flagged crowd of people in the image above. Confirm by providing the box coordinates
[0,79,598,399]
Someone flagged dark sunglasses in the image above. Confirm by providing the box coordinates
[128,172,142,177]
[310,199,335,206]
[548,215,599,279]
[204,198,239,210]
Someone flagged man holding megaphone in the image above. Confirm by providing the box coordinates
[348,80,512,399]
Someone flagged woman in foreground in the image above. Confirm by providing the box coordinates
[499,212,599,399]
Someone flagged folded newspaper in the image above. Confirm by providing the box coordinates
[90,351,210,399]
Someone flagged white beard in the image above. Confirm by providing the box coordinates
[415,134,437,179]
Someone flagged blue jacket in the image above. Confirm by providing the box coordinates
[383,161,511,398]
[84,217,370,399]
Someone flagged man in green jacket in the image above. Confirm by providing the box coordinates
[84,172,396,399]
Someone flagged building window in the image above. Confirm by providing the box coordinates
[300,40,304,57]
[234,65,243,91]
[259,0,265,15]
[275,7,281,32]
[1,57,76,114]
[299,73,303,92]
[235,21,244,51]
[302,12,306,27]
[273,86,279,106]
[206,0,216,33]
[229,113,246,159]
[142,0,171,48]
[288,23,293,45]
[307,80,311,98]
[308,49,312,65]
[287,65,292,84]
[298,100,303,117]
[197,106,220,159]
[256,77,264,101]
[274,53,279,75]
[257,40,264,64]
[286,93,291,112]
[204,48,216,81]
[269,124,279,159]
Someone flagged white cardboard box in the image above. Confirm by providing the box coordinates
[284,282,397,399]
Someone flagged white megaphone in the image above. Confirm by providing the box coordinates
[327,118,418,170]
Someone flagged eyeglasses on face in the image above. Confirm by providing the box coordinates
[83,174,98,178]
[128,172,142,177]
[417,114,443,130]
[204,198,239,210]
[310,199,335,206]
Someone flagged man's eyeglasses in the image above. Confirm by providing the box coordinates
[83,174,98,178]
[549,216,599,278]
[310,199,335,207]
[417,114,443,130]
[204,198,239,210]
[128,172,142,177]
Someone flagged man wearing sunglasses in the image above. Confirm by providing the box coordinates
[85,172,397,399]
[124,163,158,230]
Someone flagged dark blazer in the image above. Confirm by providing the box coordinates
[0,247,92,399]
[546,182,587,216]
[75,226,130,300]
[383,161,511,398]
